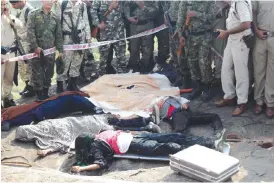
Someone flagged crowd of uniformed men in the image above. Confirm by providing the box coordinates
[1,0,274,118]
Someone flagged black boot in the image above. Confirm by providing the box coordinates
[201,83,212,101]
[180,75,192,89]
[43,88,49,99]
[187,80,202,100]
[57,81,64,94]
[21,84,35,98]
[3,98,16,108]
[67,77,79,91]
[19,81,29,95]
[35,90,44,101]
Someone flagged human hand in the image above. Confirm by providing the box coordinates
[35,47,43,57]
[97,22,106,30]
[179,35,186,47]
[187,11,197,18]
[128,17,138,24]
[71,166,83,173]
[256,30,268,40]
[182,103,189,110]
[216,29,229,39]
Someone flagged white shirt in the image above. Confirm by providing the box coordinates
[117,132,133,154]
[226,0,253,39]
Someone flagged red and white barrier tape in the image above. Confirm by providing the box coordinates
[3,24,168,64]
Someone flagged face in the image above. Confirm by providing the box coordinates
[41,0,53,9]
[11,2,21,9]
[1,0,8,14]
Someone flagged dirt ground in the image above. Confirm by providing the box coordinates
[1,82,274,182]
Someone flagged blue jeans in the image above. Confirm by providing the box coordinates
[128,133,214,156]
[2,95,95,130]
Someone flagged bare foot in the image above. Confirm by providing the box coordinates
[37,149,54,157]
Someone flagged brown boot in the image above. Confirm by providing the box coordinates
[232,104,247,117]
[215,98,236,107]
[266,107,274,119]
[254,104,264,115]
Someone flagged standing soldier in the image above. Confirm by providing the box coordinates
[176,1,216,101]
[27,0,63,100]
[57,0,91,92]
[90,0,127,75]
[10,0,35,98]
[125,1,158,73]
[166,1,191,89]
[1,0,23,107]
[152,1,170,71]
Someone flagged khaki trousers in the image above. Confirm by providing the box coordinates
[221,37,250,104]
[1,53,16,100]
[253,37,274,107]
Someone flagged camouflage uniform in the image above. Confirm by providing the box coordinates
[124,1,158,73]
[168,1,190,78]
[27,8,63,91]
[153,1,169,65]
[13,3,33,83]
[90,0,127,74]
[176,1,215,84]
[57,0,91,82]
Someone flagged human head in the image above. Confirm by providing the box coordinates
[41,0,53,10]
[1,0,8,15]
[75,134,95,151]
[10,0,25,9]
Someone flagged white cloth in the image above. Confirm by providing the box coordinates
[226,0,252,40]
[117,132,133,154]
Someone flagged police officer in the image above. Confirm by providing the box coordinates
[27,0,63,100]
[176,1,216,101]
[124,1,158,73]
[215,0,252,116]
[252,1,274,118]
[90,0,127,75]
[1,0,22,107]
[10,0,35,98]
[57,0,91,93]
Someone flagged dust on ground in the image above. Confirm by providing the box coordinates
[2,83,274,182]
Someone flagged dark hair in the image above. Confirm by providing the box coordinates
[9,1,20,5]
[75,134,95,150]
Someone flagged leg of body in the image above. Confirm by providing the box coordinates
[29,57,45,100]
[43,55,55,98]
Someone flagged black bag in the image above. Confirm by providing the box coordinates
[243,33,255,48]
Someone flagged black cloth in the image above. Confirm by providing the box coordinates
[171,110,223,134]
[128,132,214,156]
[75,139,113,170]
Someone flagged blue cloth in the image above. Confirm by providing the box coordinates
[3,95,95,128]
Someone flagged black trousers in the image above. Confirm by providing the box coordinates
[128,132,214,156]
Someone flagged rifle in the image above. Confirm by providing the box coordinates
[92,0,118,38]
[10,25,27,62]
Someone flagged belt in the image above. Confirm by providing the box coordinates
[63,30,81,36]
[135,19,153,25]
[190,30,211,36]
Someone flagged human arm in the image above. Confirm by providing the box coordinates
[55,17,64,52]
[217,1,251,39]
[90,0,101,27]
[175,1,187,37]
[71,164,101,173]
[26,11,39,52]
[83,4,91,41]
[252,1,267,40]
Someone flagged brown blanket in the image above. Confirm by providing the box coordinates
[1,91,89,122]
[81,74,179,113]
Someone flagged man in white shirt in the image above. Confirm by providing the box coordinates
[10,0,35,98]
[1,0,23,108]
[252,1,274,118]
[215,0,253,116]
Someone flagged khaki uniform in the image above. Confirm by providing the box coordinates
[252,1,274,107]
[221,0,252,104]
[57,0,91,82]
[12,3,33,83]
[1,14,23,100]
